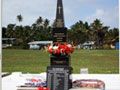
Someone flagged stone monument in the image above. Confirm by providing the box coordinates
[52,0,67,42]
[47,0,73,90]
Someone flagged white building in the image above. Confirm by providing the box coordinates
[28,41,53,50]
[2,38,16,48]
[82,41,95,49]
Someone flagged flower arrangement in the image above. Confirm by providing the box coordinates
[48,43,74,55]
[72,79,105,89]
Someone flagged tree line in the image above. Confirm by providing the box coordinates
[67,19,119,49]
[2,15,119,49]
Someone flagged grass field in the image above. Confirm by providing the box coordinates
[2,49,119,74]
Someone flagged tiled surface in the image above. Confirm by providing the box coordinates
[2,72,120,90]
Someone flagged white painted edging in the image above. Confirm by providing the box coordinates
[2,72,120,90]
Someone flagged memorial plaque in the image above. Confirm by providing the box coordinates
[50,55,70,66]
[55,19,64,28]
[47,66,72,90]
[52,0,67,43]
[52,27,67,42]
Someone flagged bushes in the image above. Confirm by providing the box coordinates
[103,44,111,49]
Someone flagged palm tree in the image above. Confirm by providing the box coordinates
[91,19,102,30]
[36,16,43,26]
[70,20,87,44]
[16,14,23,25]
[84,22,91,41]
[44,19,49,28]
[91,19,104,48]
[6,24,15,38]
[102,26,109,43]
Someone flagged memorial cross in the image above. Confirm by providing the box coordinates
[58,6,62,14]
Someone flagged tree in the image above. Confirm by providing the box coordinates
[110,28,119,42]
[2,27,7,38]
[36,16,43,27]
[112,28,119,39]
[30,17,52,41]
[102,26,109,43]
[91,19,104,48]
[14,25,31,49]
[6,24,15,38]
[69,21,87,45]
[4,15,119,49]
[84,22,92,41]
[44,19,49,28]
[14,25,23,44]
[22,26,32,49]
[17,14,23,24]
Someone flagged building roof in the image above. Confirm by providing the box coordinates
[28,41,53,45]
[83,41,95,46]
[2,38,16,40]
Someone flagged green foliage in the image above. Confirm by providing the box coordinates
[2,27,7,38]
[68,21,89,44]
[2,15,119,49]
[103,44,111,49]
[2,49,119,74]
[6,24,16,38]
[68,19,119,48]
[2,15,52,49]
[17,14,23,22]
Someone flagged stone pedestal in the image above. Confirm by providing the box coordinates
[46,0,73,89]
[52,28,67,42]
[47,66,72,90]
[47,55,72,90]
[50,54,71,66]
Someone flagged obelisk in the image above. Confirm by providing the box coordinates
[55,0,64,28]
[47,0,72,90]
[52,0,67,42]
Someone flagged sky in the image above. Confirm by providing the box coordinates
[2,0,119,28]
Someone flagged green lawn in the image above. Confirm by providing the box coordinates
[2,49,119,74]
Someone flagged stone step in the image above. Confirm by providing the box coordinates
[17,86,37,90]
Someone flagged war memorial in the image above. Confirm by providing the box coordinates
[46,0,105,90]
[47,0,73,89]
[16,0,105,90]
[2,0,120,90]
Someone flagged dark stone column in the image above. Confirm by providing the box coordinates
[47,0,73,90]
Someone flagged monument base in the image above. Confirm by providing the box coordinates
[47,66,72,90]
[52,27,67,42]
[50,54,71,66]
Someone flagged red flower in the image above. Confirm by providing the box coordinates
[48,46,53,54]
[47,43,74,55]
[54,48,60,54]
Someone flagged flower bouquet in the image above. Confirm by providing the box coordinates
[48,43,74,55]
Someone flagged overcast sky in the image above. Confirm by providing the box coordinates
[2,0,119,28]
